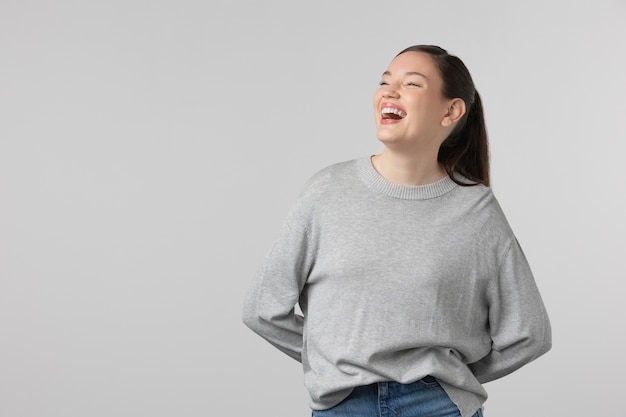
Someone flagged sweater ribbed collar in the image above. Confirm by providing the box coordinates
[357,156,458,200]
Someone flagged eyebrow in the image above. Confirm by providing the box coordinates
[381,70,429,79]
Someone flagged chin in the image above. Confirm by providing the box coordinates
[376,130,403,144]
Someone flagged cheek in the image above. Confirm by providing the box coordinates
[372,91,380,107]
[372,97,379,116]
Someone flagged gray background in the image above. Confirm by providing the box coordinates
[1,1,625,416]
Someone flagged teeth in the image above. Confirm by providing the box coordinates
[381,107,406,118]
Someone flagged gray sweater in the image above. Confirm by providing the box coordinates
[242,157,552,417]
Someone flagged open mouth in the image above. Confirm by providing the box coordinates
[381,107,406,120]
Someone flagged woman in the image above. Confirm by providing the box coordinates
[242,45,552,417]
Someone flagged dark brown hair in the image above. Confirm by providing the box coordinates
[396,45,490,186]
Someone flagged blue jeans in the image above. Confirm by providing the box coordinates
[311,377,483,417]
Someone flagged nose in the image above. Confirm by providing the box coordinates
[381,85,399,98]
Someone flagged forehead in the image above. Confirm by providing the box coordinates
[385,51,439,78]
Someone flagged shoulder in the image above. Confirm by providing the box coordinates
[303,158,359,187]
[297,158,361,199]
[286,158,361,220]
[446,182,522,265]
[451,181,515,237]
[450,176,503,214]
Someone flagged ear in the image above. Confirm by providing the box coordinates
[441,98,466,127]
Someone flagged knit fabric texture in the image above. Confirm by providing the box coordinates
[242,157,552,417]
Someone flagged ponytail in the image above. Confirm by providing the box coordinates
[438,91,490,187]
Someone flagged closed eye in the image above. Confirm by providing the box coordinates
[379,81,389,86]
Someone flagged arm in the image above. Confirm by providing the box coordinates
[469,238,552,383]
[242,210,313,362]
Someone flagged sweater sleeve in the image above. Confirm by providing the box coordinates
[241,208,313,362]
[469,238,552,383]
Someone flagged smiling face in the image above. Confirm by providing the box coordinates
[373,51,456,151]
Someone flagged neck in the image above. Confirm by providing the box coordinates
[371,148,447,186]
